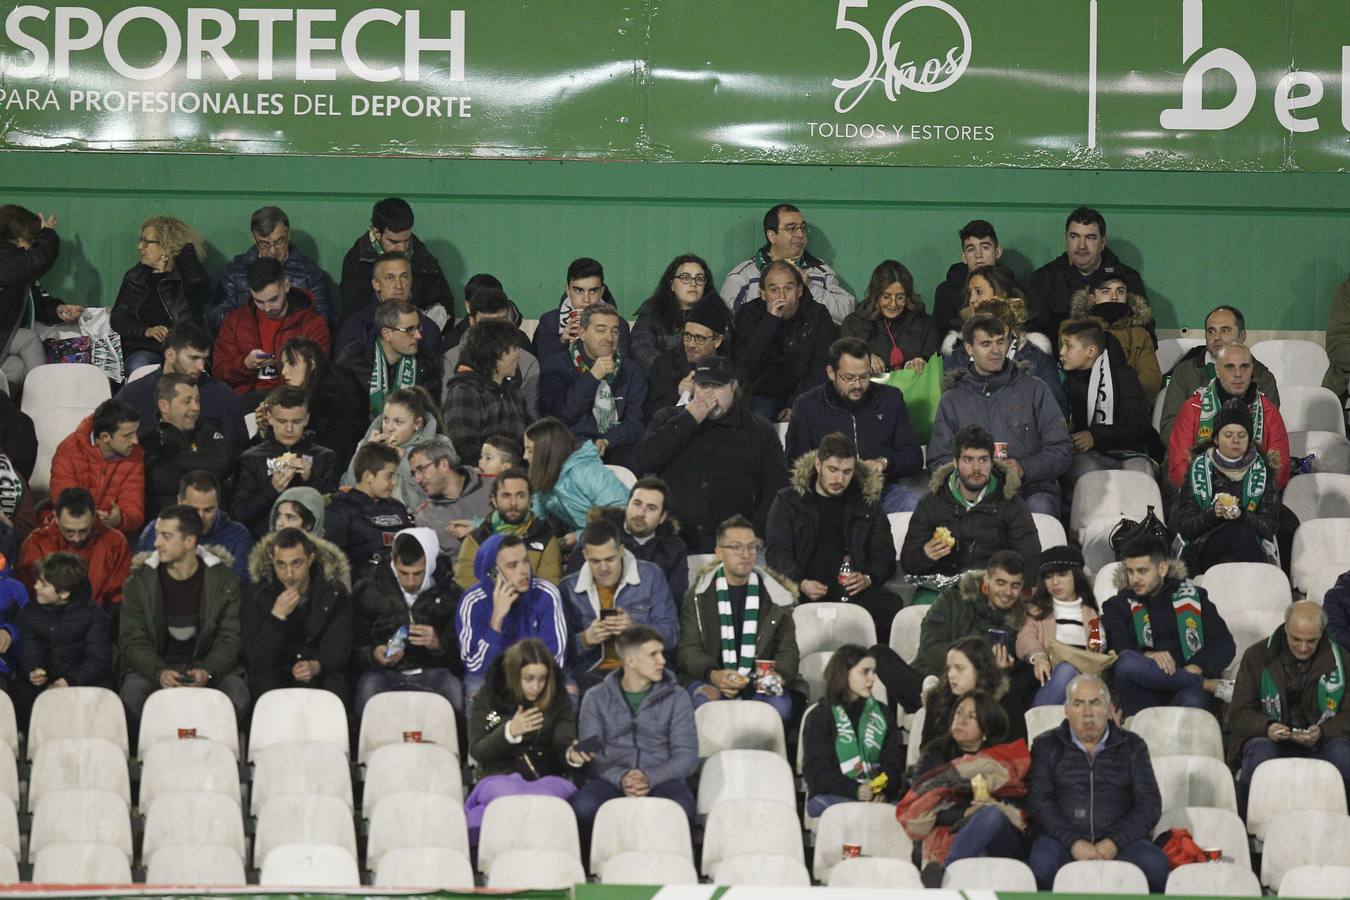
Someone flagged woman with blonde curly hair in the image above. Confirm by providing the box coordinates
[111,215,210,373]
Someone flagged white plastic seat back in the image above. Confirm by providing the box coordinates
[1152,755,1239,815]
[21,364,111,413]
[478,794,579,875]
[696,749,796,815]
[793,602,876,656]
[374,847,475,888]
[138,686,239,759]
[253,794,356,867]
[140,739,242,814]
[363,742,462,815]
[711,853,811,886]
[1033,513,1068,550]
[1153,388,1167,432]
[1246,758,1348,840]
[600,851,700,885]
[1069,470,1164,542]
[1278,864,1350,898]
[799,651,831,702]
[365,792,469,872]
[30,407,90,493]
[259,843,360,887]
[605,464,637,488]
[251,741,353,815]
[248,689,349,761]
[146,843,246,886]
[143,791,245,863]
[829,856,923,888]
[695,700,787,760]
[1198,562,1291,620]
[32,842,131,883]
[1157,339,1205,375]
[28,737,130,813]
[0,692,17,759]
[1279,386,1346,435]
[1155,807,1249,869]
[1302,563,1346,604]
[1053,859,1151,893]
[906,707,927,769]
[944,856,1038,890]
[487,848,585,889]
[1165,861,1262,896]
[888,513,912,565]
[889,605,930,665]
[1288,431,1350,476]
[0,751,16,809]
[701,799,802,874]
[29,789,132,862]
[1094,562,1122,600]
[1285,473,1350,523]
[774,422,788,449]
[1292,520,1350,593]
[812,801,913,883]
[356,691,457,764]
[0,796,19,863]
[28,687,128,761]
[128,363,160,383]
[1223,608,1287,678]
[686,554,716,587]
[1126,707,1224,760]
[589,796,694,875]
[1262,809,1350,888]
[1024,706,1066,742]
[1252,339,1331,387]
[0,848,16,883]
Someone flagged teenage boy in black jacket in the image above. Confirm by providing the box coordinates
[232,386,340,537]
[15,552,111,725]
[324,442,413,584]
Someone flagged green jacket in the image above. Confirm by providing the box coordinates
[913,570,1025,678]
[1323,275,1350,398]
[119,545,243,682]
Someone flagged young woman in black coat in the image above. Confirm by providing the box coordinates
[276,337,365,460]
[630,254,715,370]
[919,635,1027,749]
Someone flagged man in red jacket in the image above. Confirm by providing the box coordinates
[19,487,130,608]
[214,256,329,408]
[49,399,144,536]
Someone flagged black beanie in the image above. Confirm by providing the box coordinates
[1039,544,1084,577]
[686,291,730,335]
[1214,399,1253,438]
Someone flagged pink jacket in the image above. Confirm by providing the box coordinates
[1016,603,1102,662]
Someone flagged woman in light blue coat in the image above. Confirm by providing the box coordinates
[524,417,628,543]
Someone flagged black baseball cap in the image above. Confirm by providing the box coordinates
[692,357,734,386]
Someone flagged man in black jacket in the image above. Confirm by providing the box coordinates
[644,291,729,419]
[1028,674,1167,892]
[766,433,898,635]
[334,298,442,417]
[931,219,1021,335]
[1027,206,1147,340]
[563,477,690,602]
[351,527,462,717]
[243,527,353,704]
[231,386,340,537]
[337,197,454,325]
[636,357,788,553]
[141,374,232,516]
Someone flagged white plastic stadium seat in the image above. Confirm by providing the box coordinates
[1246,759,1348,841]
[1279,386,1346,436]
[250,741,353,814]
[28,737,130,813]
[1126,706,1224,761]
[793,602,876,656]
[21,363,111,413]
[0,847,17,883]
[1252,339,1330,387]
[1302,563,1346,604]
[775,422,788,449]
[701,799,803,874]
[138,686,239,759]
[248,688,349,761]
[600,851,700,885]
[365,792,469,872]
[1070,470,1164,543]
[487,849,585,889]
[1033,512,1068,550]
[711,853,811,886]
[1165,861,1262,896]
[0,692,17,759]
[1288,430,1350,475]
[696,749,796,816]
[259,844,360,887]
[244,411,259,438]
[1053,859,1151,893]
[1157,338,1205,376]
[29,407,91,494]
[142,791,245,864]
[1151,755,1239,815]
[27,686,128,760]
[1024,706,1066,742]
[477,795,580,875]
[799,651,831,702]
[356,691,458,764]
[147,843,246,886]
[29,789,132,862]
[1222,608,1287,679]
[0,796,18,864]
[944,857,1038,891]
[1094,562,1122,599]
[139,739,242,814]
[589,796,695,875]
[128,362,160,382]
[362,742,462,814]
[605,464,637,488]
[1278,864,1350,898]
[32,842,131,883]
[1283,472,1350,524]
[889,604,930,665]
[374,847,475,888]
[252,794,356,867]
[695,700,787,760]
[1292,520,1350,594]
[888,512,912,562]
[1196,562,1290,619]
[812,801,913,883]
[1261,809,1350,888]
[1154,807,1250,869]
[686,553,716,587]
[1152,388,1167,432]
[906,707,927,769]
[0,753,14,810]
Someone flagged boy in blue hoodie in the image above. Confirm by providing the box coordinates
[456,532,567,698]
[0,552,24,695]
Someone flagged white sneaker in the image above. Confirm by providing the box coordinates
[1214,679,1235,703]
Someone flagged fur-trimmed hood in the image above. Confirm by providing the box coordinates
[1068,288,1154,330]
[788,449,883,505]
[691,558,797,607]
[942,357,1034,392]
[247,531,353,590]
[131,544,234,572]
[951,568,1025,630]
[1111,558,1191,591]
[926,459,1022,499]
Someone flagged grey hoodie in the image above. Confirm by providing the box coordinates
[411,465,493,561]
[269,486,327,534]
[340,414,442,510]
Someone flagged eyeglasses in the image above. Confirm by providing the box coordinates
[682,332,715,345]
[386,324,422,336]
[834,372,870,386]
[718,541,762,556]
[255,234,290,252]
[674,273,708,286]
[779,223,811,236]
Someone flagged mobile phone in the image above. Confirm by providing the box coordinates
[575,735,604,755]
[987,628,1008,648]
[488,567,501,581]
[599,608,620,620]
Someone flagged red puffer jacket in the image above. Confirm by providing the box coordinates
[18,520,131,608]
[213,286,331,395]
[49,416,146,535]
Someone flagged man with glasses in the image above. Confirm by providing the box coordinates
[721,203,855,325]
[645,291,729,418]
[335,297,443,417]
[675,514,805,722]
[334,252,443,360]
[209,206,332,332]
[19,486,130,610]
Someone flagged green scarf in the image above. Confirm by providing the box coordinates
[753,246,806,272]
[370,339,417,416]
[1129,580,1205,662]
[716,565,760,676]
[947,469,999,511]
[571,341,622,434]
[1260,636,1345,723]
[489,510,536,535]
[1196,380,1264,446]
[833,698,888,779]
[1189,448,1267,513]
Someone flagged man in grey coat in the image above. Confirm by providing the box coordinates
[928,314,1071,517]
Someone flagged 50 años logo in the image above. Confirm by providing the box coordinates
[830,0,972,115]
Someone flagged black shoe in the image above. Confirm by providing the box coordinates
[921,862,946,889]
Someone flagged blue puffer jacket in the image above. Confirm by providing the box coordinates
[0,563,26,677]
[561,551,679,676]
[208,246,332,332]
[577,667,698,789]
[532,442,629,533]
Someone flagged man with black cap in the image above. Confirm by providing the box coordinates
[636,357,789,553]
[644,292,729,418]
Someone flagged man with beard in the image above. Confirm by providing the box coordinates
[644,291,730,419]
[454,467,562,589]
[1167,340,1289,491]
[406,435,493,565]
[636,357,788,553]
[564,477,689,602]
[786,337,924,512]
[19,487,130,609]
[140,375,231,516]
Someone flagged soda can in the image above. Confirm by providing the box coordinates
[994,442,1008,459]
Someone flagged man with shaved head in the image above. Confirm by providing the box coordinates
[1227,601,1350,817]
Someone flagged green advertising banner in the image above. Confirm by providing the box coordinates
[0,0,1345,171]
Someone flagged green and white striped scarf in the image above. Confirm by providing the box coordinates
[370,339,417,416]
[1197,380,1264,446]
[571,341,621,434]
[717,565,760,676]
